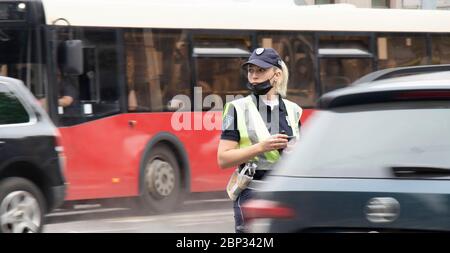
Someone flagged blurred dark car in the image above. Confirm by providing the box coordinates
[243,65,450,233]
[0,77,66,233]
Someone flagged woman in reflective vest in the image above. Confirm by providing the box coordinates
[217,48,302,233]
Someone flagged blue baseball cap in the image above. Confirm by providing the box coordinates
[242,48,282,69]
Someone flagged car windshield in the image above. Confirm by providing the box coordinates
[275,100,450,179]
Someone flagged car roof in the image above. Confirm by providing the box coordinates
[0,76,31,95]
[318,70,450,109]
[0,76,47,114]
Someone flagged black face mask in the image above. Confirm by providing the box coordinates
[246,79,273,96]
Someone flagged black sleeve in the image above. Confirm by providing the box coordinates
[220,103,240,142]
[62,79,78,101]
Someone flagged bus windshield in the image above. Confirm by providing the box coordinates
[0,26,45,99]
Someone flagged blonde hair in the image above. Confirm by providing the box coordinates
[273,60,289,98]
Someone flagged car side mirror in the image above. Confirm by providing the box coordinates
[59,40,83,75]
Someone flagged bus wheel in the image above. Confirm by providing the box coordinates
[0,177,46,233]
[139,145,182,213]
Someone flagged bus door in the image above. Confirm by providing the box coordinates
[317,34,375,94]
[53,26,126,199]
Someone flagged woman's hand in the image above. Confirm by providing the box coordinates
[258,134,288,153]
[217,135,289,169]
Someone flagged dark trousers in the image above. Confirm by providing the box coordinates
[233,188,253,233]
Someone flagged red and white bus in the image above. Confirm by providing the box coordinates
[1,0,450,212]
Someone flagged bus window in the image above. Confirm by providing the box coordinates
[258,33,316,108]
[193,35,252,110]
[319,35,373,93]
[124,29,191,112]
[0,27,46,101]
[377,35,428,69]
[78,47,98,102]
[432,35,450,64]
[55,27,121,126]
[320,58,372,93]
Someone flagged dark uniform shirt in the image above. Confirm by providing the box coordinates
[60,81,78,103]
[58,77,79,117]
[221,94,301,179]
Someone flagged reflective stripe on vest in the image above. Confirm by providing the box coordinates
[283,99,302,139]
[226,96,302,170]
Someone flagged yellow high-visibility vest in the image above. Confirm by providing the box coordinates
[223,95,302,170]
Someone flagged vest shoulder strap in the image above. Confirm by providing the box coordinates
[227,96,253,149]
[229,95,252,108]
[282,99,302,118]
[282,99,302,138]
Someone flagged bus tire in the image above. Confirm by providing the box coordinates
[0,177,46,233]
[139,145,182,213]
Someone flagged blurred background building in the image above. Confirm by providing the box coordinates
[299,0,450,9]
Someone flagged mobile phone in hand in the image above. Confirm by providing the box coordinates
[286,135,295,141]
[280,130,294,141]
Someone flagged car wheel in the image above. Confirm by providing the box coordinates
[0,177,46,233]
[139,145,182,213]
